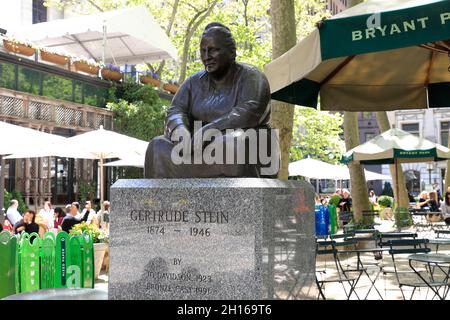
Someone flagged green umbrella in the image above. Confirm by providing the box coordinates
[265,0,450,111]
[341,128,450,226]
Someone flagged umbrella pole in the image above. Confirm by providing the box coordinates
[102,23,107,64]
[100,157,104,212]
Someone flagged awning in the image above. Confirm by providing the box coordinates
[265,0,450,111]
[10,5,178,65]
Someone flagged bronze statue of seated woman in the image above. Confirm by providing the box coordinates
[145,22,279,178]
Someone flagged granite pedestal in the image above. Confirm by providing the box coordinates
[109,178,316,300]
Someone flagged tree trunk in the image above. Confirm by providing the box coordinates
[269,0,296,180]
[344,112,370,222]
[376,111,410,208]
[445,130,450,193]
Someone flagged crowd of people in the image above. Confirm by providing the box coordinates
[1,199,111,237]
[315,188,354,212]
[416,189,450,224]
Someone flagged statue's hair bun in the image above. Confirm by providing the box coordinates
[204,22,230,32]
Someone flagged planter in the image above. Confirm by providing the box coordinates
[93,242,108,279]
[101,68,123,81]
[73,61,100,75]
[40,51,69,65]
[3,39,35,56]
[140,75,161,88]
[163,83,179,94]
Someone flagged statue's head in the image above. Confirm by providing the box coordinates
[200,22,237,78]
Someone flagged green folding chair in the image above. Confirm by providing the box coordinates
[40,232,56,289]
[67,235,84,288]
[19,232,41,293]
[0,231,17,299]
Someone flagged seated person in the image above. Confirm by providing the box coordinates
[53,207,66,230]
[441,192,450,225]
[428,191,441,212]
[145,22,279,178]
[418,191,430,210]
[6,200,22,226]
[81,201,97,226]
[426,191,441,222]
[14,210,39,235]
[61,202,90,233]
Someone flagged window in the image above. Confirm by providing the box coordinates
[0,61,108,108]
[401,123,420,136]
[365,132,375,142]
[0,62,16,89]
[42,73,73,101]
[18,66,41,95]
[32,0,47,24]
[441,121,450,147]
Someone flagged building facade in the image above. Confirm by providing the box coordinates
[0,1,112,208]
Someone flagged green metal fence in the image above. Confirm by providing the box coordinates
[0,230,94,299]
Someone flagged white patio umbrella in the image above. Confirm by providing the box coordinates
[10,5,178,64]
[0,121,66,213]
[342,128,450,225]
[104,155,144,168]
[288,157,348,180]
[289,157,392,181]
[363,170,392,181]
[6,126,148,209]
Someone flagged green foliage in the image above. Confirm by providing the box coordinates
[78,181,96,206]
[45,0,329,83]
[69,221,108,243]
[328,195,341,207]
[107,80,167,142]
[381,182,394,197]
[394,207,413,228]
[377,195,394,208]
[4,190,28,214]
[107,80,167,179]
[290,107,345,163]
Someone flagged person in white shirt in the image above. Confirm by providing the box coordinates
[38,201,54,230]
[6,200,22,226]
[69,202,81,220]
[81,200,97,225]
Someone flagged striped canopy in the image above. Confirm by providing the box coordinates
[265,0,450,111]
[341,128,450,164]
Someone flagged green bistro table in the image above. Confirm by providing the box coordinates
[408,253,450,300]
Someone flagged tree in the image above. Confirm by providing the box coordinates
[269,0,296,180]
[106,81,168,178]
[343,112,371,221]
[444,132,450,193]
[290,107,345,164]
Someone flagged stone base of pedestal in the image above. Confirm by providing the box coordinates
[109,178,316,300]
